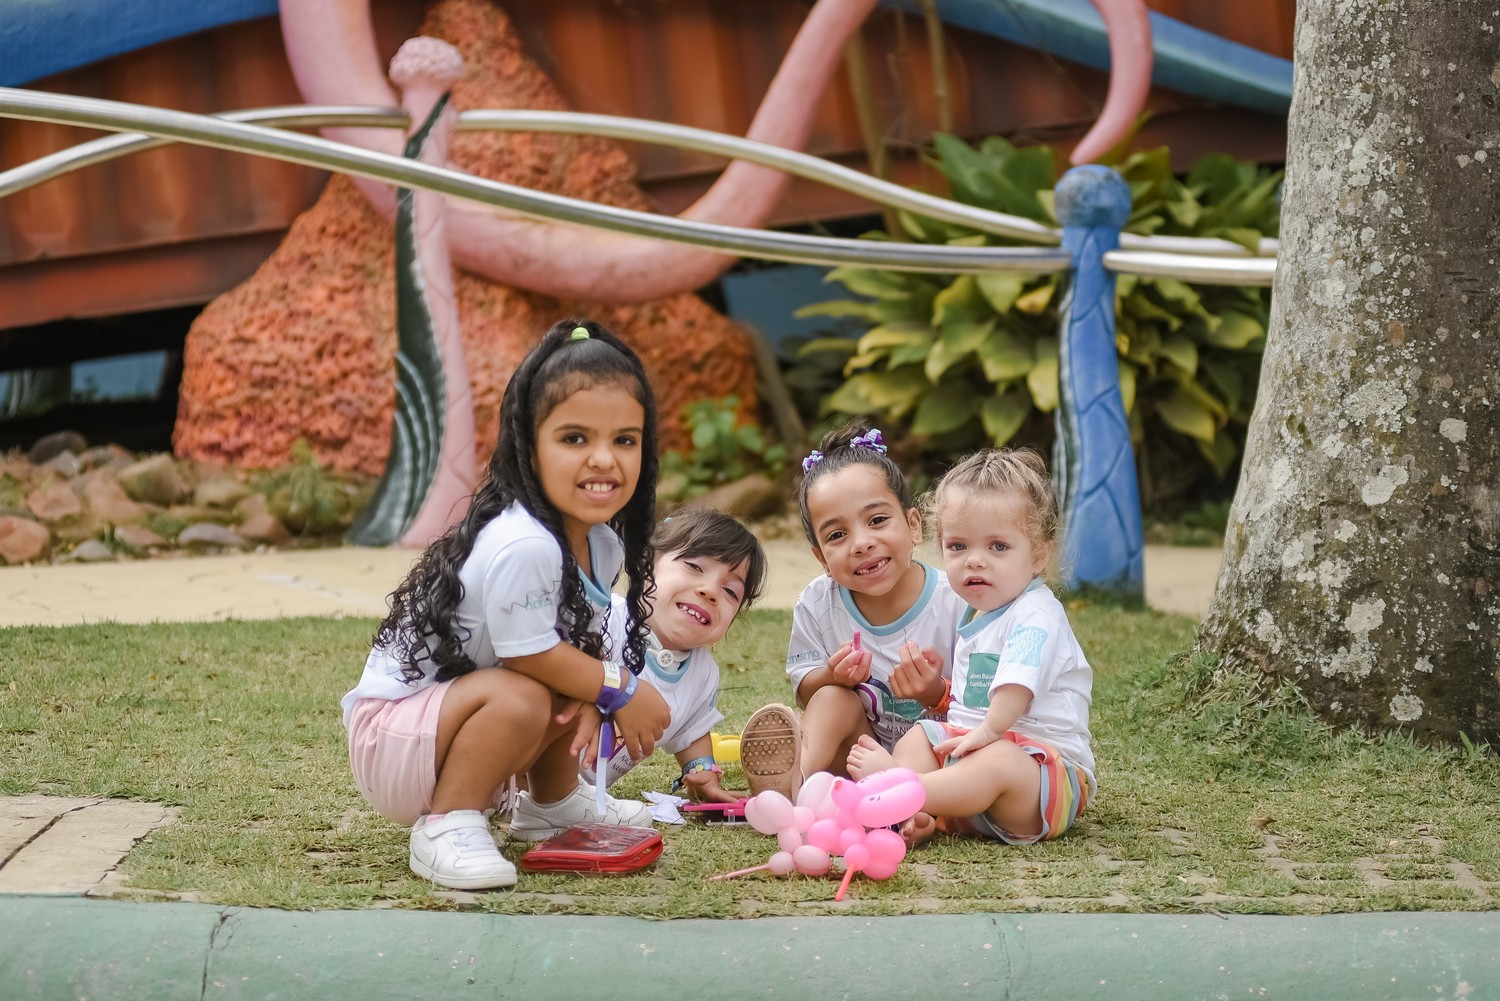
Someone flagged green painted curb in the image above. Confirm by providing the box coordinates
[4,897,1496,999]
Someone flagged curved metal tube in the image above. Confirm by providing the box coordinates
[1103,248,1276,286]
[0,87,1070,274]
[0,105,403,199]
[0,89,1280,284]
[0,98,1277,259]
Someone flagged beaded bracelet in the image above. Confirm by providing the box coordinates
[671,754,723,793]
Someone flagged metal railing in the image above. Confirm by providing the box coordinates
[0,89,1277,284]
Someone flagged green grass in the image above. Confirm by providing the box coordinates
[3,604,1498,916]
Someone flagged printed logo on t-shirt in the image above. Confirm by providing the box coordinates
[1000,626,1048,669]
[512,587,555,612]
[963,652,999,707]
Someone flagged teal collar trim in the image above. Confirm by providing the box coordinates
[837,563,938,635]
[957,577,1047,639]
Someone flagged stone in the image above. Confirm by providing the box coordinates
[61,539,116,563]
[193,477,252,510]
[171,0,756,476]
[693,473,786,521]
[80,474,146,525]
[52,512,109,544]
[78,444,135,473]
[233,491,269,520]
[0,516,50,564]
[39,452,81,479]
[25,483,82,523]
[113,523,167,549]
[236,512,291,545]
[167,504,236,525]
[176,523,248,548]
[27,430,87,465]
[117,454,183,506]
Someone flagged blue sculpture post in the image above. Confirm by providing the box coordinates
[1052,165,1143,596]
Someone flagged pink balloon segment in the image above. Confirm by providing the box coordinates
[718,768,926,897]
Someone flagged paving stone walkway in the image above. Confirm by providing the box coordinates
[0,795,177,896]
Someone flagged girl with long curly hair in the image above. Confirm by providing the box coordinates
[341,320,670,889]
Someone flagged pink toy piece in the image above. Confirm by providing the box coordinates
[806,818,842,853]
[862,860,900,880]
[791,806,815,833]
[745,790,795,835]
[842,843,871,871]
[776,827,803,853]
[767,852,797,876]
[863,827,907,868]
[852,781,926,829]
[828,776,861,812]
[838,827,865,853]
[797,772,838,820]
[851,629,862,653]
[792,844,833,876]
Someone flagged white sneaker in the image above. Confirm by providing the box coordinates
[409,810,517,889]
[508,780,655,841]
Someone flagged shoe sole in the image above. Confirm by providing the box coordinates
[410,855,518,890]
[741,703,802,800]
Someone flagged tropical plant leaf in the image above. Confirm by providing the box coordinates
[912,386,978,435]
[794,300,882,321]
[1203,310,1265,349]
[1027,338,1060,412]
[976,272,1029,314]
[1159,333,1199,376]
[981,389,1031,445]
[825,267,922,300]
[977,329,1036,381]
[1197,428,1240,477]
[1155,384,1219,443]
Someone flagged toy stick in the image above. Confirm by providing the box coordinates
[851,629,862,654]
[834,865,857,901]
[709,864,773,882]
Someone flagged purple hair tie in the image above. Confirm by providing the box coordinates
[801,449,824,474]
[849,429,888,453]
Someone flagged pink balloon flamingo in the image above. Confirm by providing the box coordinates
[715,769,925,898]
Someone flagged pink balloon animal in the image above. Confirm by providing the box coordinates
[713,768,925,899]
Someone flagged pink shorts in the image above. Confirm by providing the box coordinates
[347,680,509,827]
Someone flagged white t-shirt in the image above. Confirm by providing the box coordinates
[948,579,1095,779]
[785,564,968,748]
[585,595,725,788]
[340,502,624,727]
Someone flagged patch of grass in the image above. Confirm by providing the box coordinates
[2,604,1499,916]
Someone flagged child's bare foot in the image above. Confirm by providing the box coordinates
[846,734,898,779]
[901,811,937,849]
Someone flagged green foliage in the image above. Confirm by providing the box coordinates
[660,396,787,502]
[795,137,1281,500]
[249,440,366,536]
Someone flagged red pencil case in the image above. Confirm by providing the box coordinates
[516,824,663,874]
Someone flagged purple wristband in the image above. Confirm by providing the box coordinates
[595,670,637,715]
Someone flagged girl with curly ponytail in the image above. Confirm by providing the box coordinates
[341,320,670,890]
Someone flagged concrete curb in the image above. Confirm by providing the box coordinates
[4,897,1494,998]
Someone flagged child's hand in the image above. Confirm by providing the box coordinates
[890,641,945,706]
[682,768,744,804]
[615,680,670,761]
[828,642,872,686]
[934,719,1003,759]
[568,702,603,761]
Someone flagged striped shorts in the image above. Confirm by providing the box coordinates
[916,720,1094,844]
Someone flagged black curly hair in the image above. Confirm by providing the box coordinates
[376,319,659,685]
[796,419,915,548]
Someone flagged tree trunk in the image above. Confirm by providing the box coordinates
[1199,0,1500,743]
